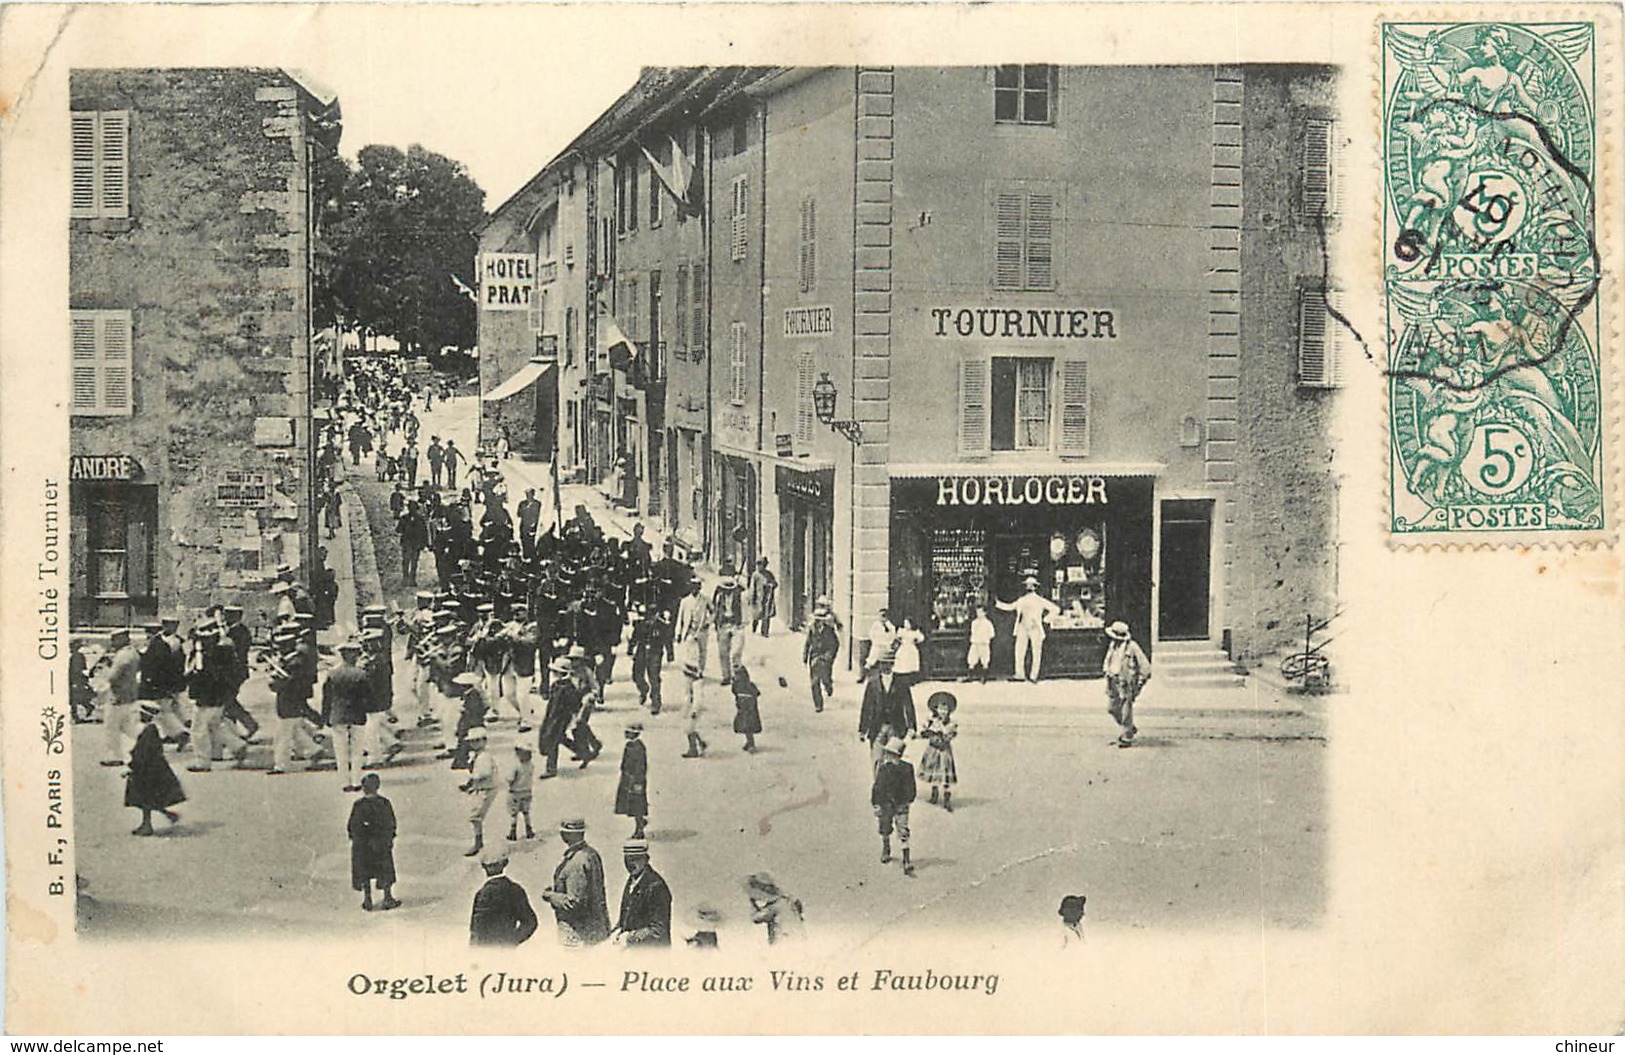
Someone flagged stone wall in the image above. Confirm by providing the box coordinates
[69,69,321,629]
[1228,66,1342,661]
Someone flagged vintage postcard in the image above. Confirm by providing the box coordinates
[1,2,1621,1037]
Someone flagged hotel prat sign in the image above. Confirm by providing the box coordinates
[481,253,534,311]
[936,474,1109,506]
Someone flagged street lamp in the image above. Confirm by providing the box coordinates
[811,372,863,444]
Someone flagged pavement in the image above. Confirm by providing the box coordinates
[71,394,1327,949]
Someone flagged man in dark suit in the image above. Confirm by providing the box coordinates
[220,605,260,741]
[612,840,671,947]
[858,650,916,766]
[470,852,538,946]
[517,488,543,561]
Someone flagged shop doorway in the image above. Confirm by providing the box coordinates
[1158,500,1213,641]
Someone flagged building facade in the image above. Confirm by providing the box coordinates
[68,68,341,629]
[484,64,1340,670]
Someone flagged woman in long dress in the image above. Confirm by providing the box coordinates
[347,773,399,911]
[125,701,185,836]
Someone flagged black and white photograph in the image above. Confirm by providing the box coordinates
[62,58,1339,942]
[3,2,1622,1038]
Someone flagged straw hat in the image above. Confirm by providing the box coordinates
[1105,621,1131,641]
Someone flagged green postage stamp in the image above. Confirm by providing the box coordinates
[1383,21,1605,539]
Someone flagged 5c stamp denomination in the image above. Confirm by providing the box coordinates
[1384,21,1605,538]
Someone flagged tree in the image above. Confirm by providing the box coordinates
[325,144,485,354]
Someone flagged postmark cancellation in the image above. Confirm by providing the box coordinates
[1382,20,1610,542]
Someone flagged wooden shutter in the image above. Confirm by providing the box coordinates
[691,268,706,355]
[1298,288,1331,387]
[1026,190,1056,291]
[993,190,1024,290]
[1058,357,1090,455]
[1303,118,1332,218]
[71,113,98,218]
[958,357,990,456]
[1325,289,1346,386]
[101,311,133,413]
[799,197,817,293]
[674,265,689,357]
[731,176,748,262]
[730,322,747,404]
[795,351,815,445]
[70,312,99,411]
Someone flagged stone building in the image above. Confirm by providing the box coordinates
[483,64,1342,671]
[68,68,341,629]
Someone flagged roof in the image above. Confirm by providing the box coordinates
[475,65,780,239]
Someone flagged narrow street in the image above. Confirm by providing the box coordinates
[73,397,1325,948]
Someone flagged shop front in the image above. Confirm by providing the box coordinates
[714,453,759,573]
[68,454,159,627]
[888,471,1155,679]
[775,463,834,630]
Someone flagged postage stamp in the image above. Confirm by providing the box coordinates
[1383,21,1606,538]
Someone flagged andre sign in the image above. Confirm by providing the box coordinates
[481,253,534,311]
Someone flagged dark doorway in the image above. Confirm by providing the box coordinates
[1158,499,1213,641]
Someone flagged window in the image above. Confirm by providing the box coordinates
[1298,287,1346,387]
[1302,117,1338,218]
[648,270,662,380]
[732,113,749,155]
[675,265,689,359]
[798,196,818,294]
[627,160,639,233]
[649,155,663,227]
[795,350,816,445]
[70,310,133,416]
[540,211,556,260]
[729,322,747,405]
[617,157,640,235]
[71,110,130,220]
[994,66,1056,125]
[599,217,614,275]
[79,484,157,605]
[730,175,749,263]
[959,356,1089,456]
[691,268,706,356]
[624,276,640,339]
[565,306,577,365]
[991,183,1059,291]
[990,357,1053,451]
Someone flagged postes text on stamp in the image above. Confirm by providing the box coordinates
[1383,22,1604,538]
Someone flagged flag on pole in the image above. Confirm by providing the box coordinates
[640,134,695,211]
[601,315,638,373]
[450,273,477,303]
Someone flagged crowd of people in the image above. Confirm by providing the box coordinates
[77,356,1139,947]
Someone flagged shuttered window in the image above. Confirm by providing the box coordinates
[649,153,663,227]
[70,310,134,416]
[1302,118,1337,218]
[564,306,577,365]
[691,268,706,357]
[1057,358,1090,455]
[991,182,1059,291]
[958,358,990,456]
[798,196,817,293]
[71,110,131,220]
[729,322,748,405]
[795,351,816,445]
[1298,287,1345,388]
[730,175,749,262]
[674,265,690,359]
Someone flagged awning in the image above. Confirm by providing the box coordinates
[482,360,555,403]
[889,461,1165,478]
